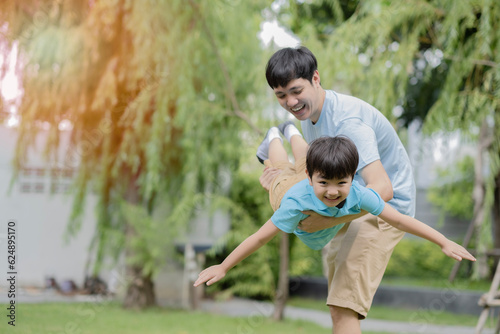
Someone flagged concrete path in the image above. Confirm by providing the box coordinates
[200,297,494,334]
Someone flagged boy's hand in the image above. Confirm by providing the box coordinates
[441,240,476,262]
[193,265,227,287]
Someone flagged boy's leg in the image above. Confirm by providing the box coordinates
[269,137,289,164]
[263,130,308,212]
[278,121,308,161]
[289,135,309,161]
[256,127,283,164]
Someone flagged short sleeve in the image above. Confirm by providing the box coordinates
[359,187,385,216]
[337,119,380,171]
[271,198,308,233]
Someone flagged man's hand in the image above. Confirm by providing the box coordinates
[259,167,282,191]
[298,211,336,232]
[298,211,367,232]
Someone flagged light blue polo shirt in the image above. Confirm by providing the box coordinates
[271,179,385,250]
[301,90,416,216]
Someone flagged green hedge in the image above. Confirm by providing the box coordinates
[385,238,465,279]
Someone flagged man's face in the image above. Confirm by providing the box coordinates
[272,70,323,123]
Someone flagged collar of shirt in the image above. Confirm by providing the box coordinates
[306,180,362,216]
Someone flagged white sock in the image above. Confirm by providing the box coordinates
[283,124,302,142]
[267,127,282,144]
[256,127,282,163]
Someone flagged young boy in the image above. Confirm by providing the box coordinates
[194,128,475,287]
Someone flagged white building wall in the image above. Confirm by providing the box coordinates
[407,120,475,189]
[0,126,98,288]
[0,124,230,302]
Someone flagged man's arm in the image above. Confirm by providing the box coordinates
[298,210,366,232]
[299,160,392,233]
[194,219,280,286]
[359,160,393,202]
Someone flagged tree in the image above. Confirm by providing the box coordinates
[427,155,475,222]
[0,0,269,308]
[278,0,499,278]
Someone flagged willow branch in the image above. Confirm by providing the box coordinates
[187,0,263,136]
[444,56,498,68]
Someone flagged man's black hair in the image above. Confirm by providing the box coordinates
[265,46,317,88]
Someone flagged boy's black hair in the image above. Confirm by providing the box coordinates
[265,46,317,88]
[306,136,359,180]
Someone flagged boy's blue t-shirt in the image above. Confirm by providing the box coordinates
[271,179,385,250]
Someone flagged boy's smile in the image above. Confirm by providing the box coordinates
[307,171,352,208]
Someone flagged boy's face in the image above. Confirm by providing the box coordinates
[272,70,323,123]
[306,170,352,207]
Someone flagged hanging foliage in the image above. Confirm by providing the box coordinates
[277,0,499,277]
[0,0,270,307]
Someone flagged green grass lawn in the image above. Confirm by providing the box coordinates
[0,301,426,334]
[0,299,489,334]
[1,302,333,334]
[380,277,492,291]
[1,276,491,334]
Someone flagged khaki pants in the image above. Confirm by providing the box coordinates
[326,214,405,318]
[265,157,307,211]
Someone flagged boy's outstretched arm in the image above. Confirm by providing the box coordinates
[193,220,281,287]
[379,204,476,262]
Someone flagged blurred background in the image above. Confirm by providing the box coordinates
[0,0,499,332]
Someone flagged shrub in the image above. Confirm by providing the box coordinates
[385,238,462,279]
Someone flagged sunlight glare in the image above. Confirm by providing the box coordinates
[6,113,19,127]
[259,20,300,48]
[1,43,22,102]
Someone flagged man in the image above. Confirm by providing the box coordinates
[261,46,416,334]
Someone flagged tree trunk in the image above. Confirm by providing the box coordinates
[273,231,289,321]
[493,171,500,268]
[122,180,157,309]
[122,266,156,309]
[473,120,491,279]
